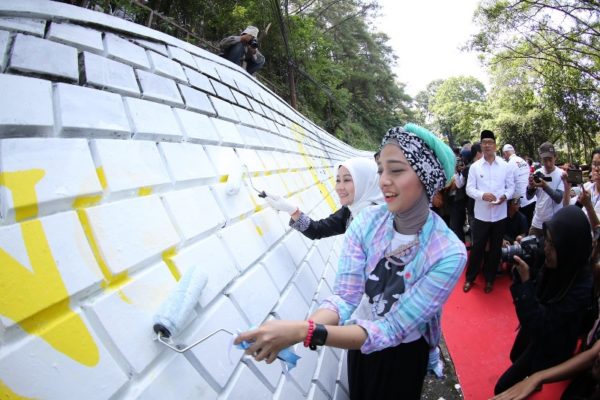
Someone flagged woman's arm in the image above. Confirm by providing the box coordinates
[234,212,370,360]
[234,317,368,364]
[492,339,600,400]
[579,186,600,229]
[561,172,571,207]
[291,206,350,240]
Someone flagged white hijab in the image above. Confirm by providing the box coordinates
[338,157,384,216]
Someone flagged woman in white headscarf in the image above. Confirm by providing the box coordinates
[265,156,383,240]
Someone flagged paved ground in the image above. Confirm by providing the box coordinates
[421,336,464,400]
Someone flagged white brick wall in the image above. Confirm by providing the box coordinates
[56,83,131,137]
[0,1,367,399]
[0,30,9,70]
[84,52,140,96]
[0,74,54,136]
[47,22,103,53]
[10,33,78,81]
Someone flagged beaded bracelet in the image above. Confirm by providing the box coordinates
[303,320,315,347]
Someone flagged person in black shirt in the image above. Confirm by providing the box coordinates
[503,198,528,247]
[264,157,383,239]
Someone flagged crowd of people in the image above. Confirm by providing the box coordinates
[228,122,600,400]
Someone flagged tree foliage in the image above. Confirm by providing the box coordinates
[425,76,489,147]
[463,0,600,163]
[70,0,413,150]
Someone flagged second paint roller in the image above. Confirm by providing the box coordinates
[153,265,208,339]
[152,266,300,371]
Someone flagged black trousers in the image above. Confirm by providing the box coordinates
[449,199,467,242]
[520,202,535,230]
[347,337,429,400]
[466,218,506,283]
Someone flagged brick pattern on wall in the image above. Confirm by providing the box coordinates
[0,1,372,399]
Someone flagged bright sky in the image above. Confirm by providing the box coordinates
[376,0,489,97]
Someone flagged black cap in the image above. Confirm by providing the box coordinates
[480,130,495,141]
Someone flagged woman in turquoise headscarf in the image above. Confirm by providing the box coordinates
[235,124,467,400]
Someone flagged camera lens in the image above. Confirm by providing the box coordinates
[501,244,523,262]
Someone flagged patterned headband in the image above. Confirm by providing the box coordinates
[378,126,447,200]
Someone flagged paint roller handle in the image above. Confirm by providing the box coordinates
[264,193,298,215]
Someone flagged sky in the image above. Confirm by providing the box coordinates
[376,0,489,97]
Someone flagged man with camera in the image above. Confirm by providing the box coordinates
[526,142,564,238]
[464,130,514,293]
[219,26,265,75]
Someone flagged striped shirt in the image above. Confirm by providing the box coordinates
[319,205,467,354]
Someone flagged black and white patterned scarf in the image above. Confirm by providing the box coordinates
[378,126,446,200]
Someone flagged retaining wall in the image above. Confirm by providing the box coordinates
[0,1,366,399]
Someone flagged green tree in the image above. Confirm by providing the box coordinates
[429,76,489,147]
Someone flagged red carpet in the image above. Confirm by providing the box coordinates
[442,273,569,399]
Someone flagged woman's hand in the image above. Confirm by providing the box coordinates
[264,194,299,215]
[491,375,542,400]
[579,188,592,208]
[234,320,308,364]
[512,255,530,282]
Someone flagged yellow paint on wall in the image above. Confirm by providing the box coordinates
[138,187,153,196]
[72,194,102,209]
[117,289,133,304]
[291,124,337,212]
[76,209,112,282]
[0,169,45,221]
[0,170,100,366]
[77,210,133,297]
[95,167,107,190]
[0,219,100,367]
[255,226,264,237]
[162,247,181,281]
[0,378,33,399]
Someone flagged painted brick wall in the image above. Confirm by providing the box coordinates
[0,1,367,399]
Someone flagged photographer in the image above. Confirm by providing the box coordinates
[219,26,265,75]
[526,142,564,238]
[494,206,594,394]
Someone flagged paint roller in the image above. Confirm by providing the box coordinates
[225,158,244,196]
[225,158,267,198]
[153,267,238,353]
[152,267,300,371]
[153,265,208,340]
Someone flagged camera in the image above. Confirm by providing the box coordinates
[567,168,583,185]
[533,171,552,183]
[501,235,543,263]
[248,38,258,49]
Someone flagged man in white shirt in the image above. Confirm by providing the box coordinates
[526,142,564,237]
[502,144,531,204]
[464,130,515,293]
[502,143,535,227]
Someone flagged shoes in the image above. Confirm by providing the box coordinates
[463,281,473,293]
[484,282,493,293]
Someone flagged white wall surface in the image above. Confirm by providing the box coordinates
[0,1,370,399]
